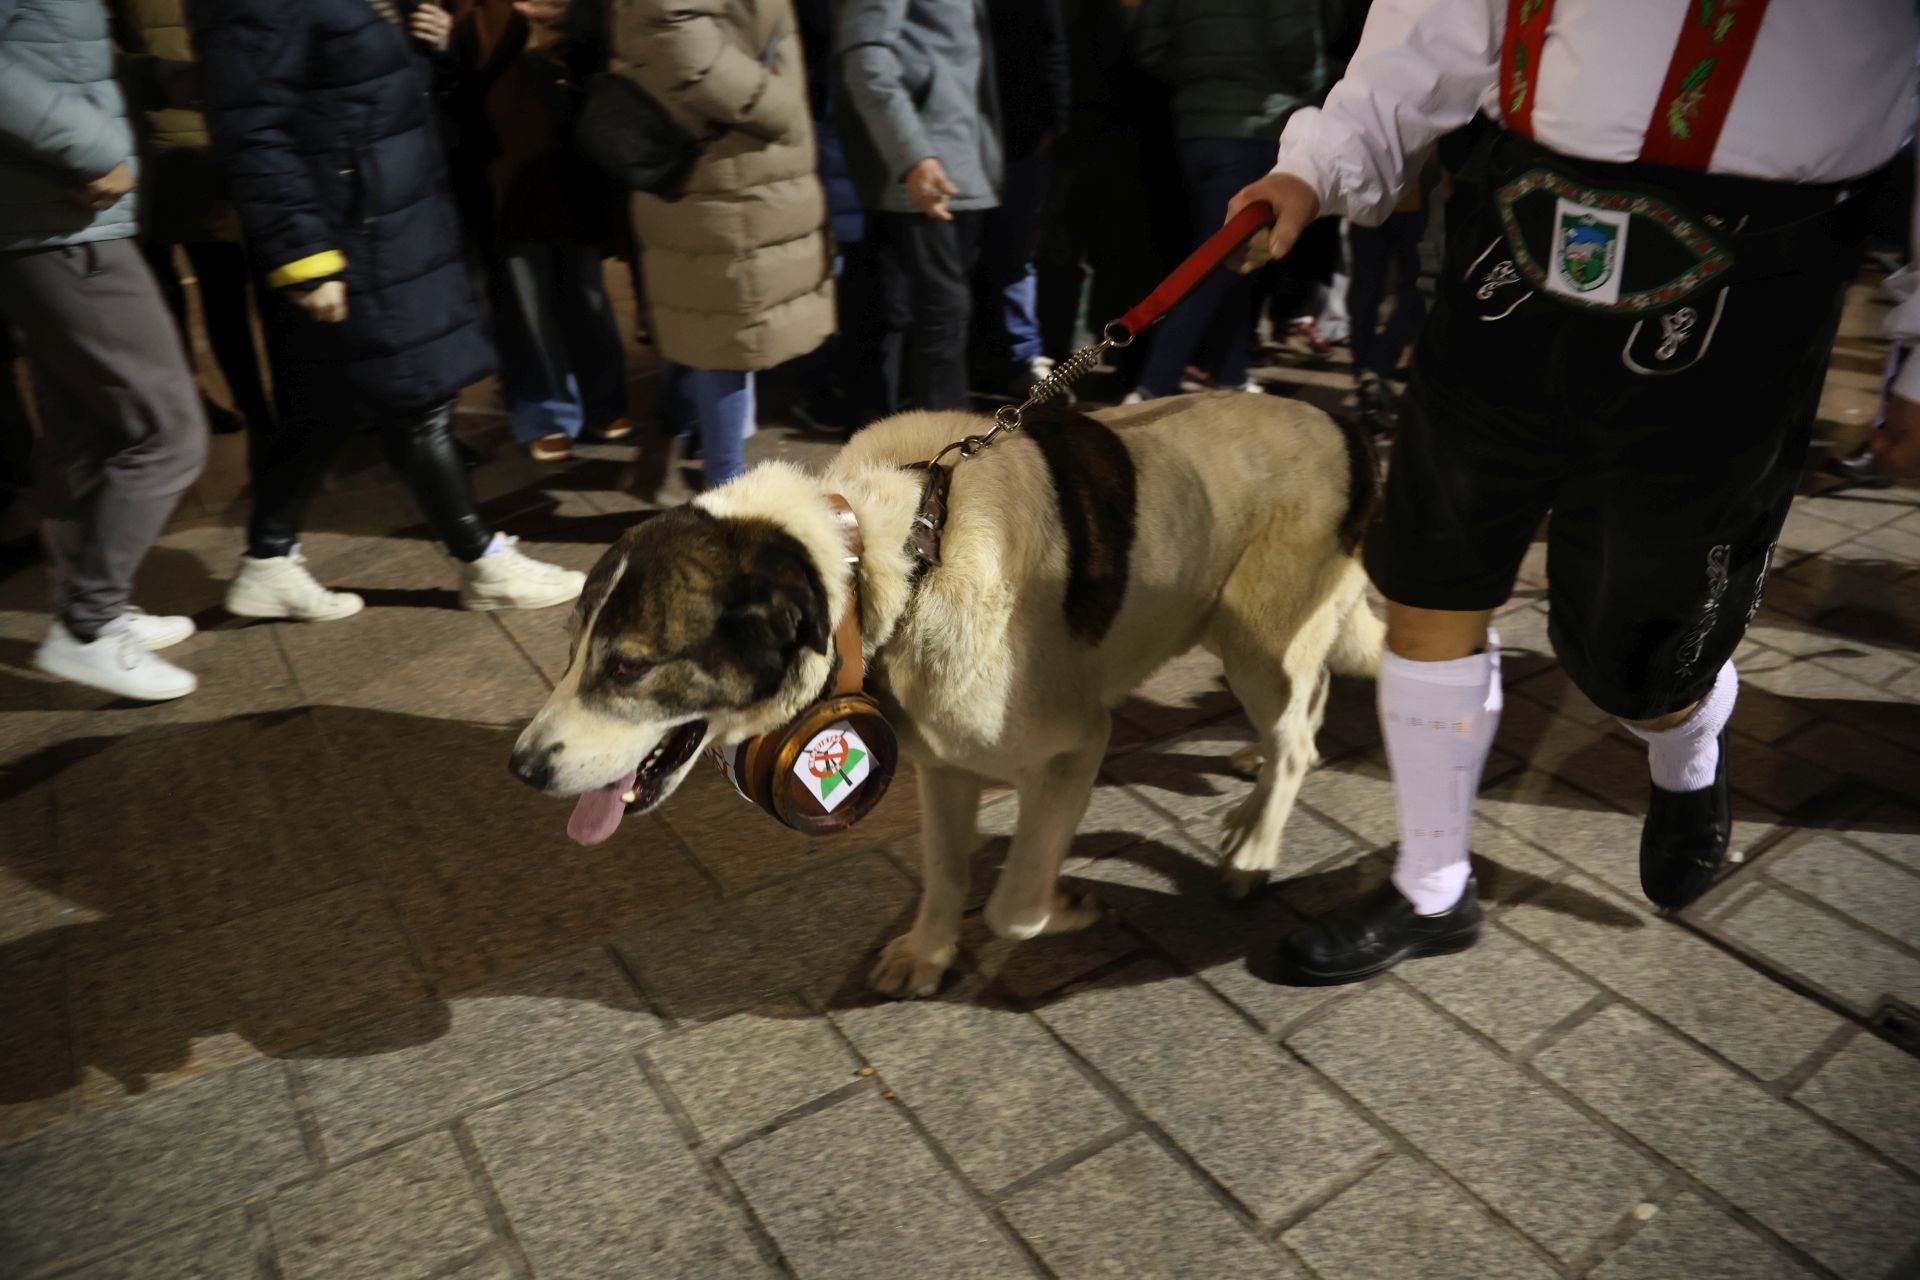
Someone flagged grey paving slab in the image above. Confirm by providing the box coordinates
[1037,962,1388,1222]
[1535,1004,1920,1280]
[1104,719,1259,826]
[1504,875,1844,1081]
[1287,984,1661,1263]
[613,853,916,1019]
[1588,1191,1814,1280]
[1849,802,1920,873]
[832,996,1122,1192]
[1474,772,1645,902]
[1003,1133,1297,1280]
[1712,885,1920,1016]
[648,1000,858,1147]
[720,1091,1030,1280]
[467,1057,770,1280]
[290,948,663,1160]
[1792,1031,1920,1175]
[1765,722,1894,806]
[267,1133,493,1280]
[1280,1155,1555,1280]
[61,1210,258,1280]
[0,1062,308,1276]
[1763,832,1920,948]
[1396,928,1599,1053]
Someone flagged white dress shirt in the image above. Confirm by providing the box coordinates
[1276,0,1920,227]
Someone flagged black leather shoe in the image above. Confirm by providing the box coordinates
[1640,730,1731,911]
[1823,443,1892,490]
[1278,875,1482,986]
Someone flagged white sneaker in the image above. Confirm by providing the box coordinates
[226,547,366,622]
[121,606,196,650]
[1121,389,1156,405]
[459,536,586,611]
[35,617,198,701]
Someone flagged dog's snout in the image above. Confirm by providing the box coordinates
[509,740,563,790]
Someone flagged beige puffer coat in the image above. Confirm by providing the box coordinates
[616,0,834,372]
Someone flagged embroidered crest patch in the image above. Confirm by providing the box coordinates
[1550,200,1627,303]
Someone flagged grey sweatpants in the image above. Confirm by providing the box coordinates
[0,238,207,640]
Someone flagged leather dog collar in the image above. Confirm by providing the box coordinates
[823,495,865,697]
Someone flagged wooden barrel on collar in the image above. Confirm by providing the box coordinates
[707,695,899,836]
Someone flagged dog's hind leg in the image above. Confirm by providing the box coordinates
[871,766,984,999]
[1327,572,1385,678]
[1210,553,1351,899]
[982,728,1109,942]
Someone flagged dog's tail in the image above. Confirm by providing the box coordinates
[1333,412,1382,555]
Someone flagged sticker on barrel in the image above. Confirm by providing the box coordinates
[793,721,871,813]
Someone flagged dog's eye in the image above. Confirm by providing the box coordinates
[610,658,653,684]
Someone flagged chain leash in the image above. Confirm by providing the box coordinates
[923,321,1136,469]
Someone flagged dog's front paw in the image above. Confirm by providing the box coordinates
[869,935,955,999]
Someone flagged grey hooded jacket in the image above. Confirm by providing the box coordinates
[836,0,1002,215]
[0,0,139,252]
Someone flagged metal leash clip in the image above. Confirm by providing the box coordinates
[925,321,1135,469]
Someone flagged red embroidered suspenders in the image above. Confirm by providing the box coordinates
[1638,0,1773,168]
[1498,0,1557,139]
[1497,0,1772,171]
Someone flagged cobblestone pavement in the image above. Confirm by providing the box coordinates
[1,277,1916,1279]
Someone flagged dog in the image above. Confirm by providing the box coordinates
[510,393,1383,997]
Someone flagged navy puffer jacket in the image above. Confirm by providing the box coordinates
[193,0,491,414]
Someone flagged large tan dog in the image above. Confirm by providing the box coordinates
[511,393,1382,996]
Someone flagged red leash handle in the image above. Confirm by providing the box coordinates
[1111,201,1276,343]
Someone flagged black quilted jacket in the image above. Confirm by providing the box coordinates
[193,0,491,414]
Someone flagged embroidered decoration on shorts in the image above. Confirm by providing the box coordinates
[1654,307,1697,361]
[1477,259,1522,301]
[1675,543,1732,680]
[1496,169,1732,313]
[1744,543,1774,626]
[1623,287,1728,375]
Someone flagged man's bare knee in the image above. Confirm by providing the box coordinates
[1385,602,1496,663]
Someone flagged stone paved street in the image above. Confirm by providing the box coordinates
[1,274,1917,1279]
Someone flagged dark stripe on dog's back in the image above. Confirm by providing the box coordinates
[1332,411,1380,553]
[1027,406,1137,644]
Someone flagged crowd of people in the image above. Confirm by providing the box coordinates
[0,0,1430,707]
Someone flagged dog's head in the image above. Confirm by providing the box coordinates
[509,506,834,844]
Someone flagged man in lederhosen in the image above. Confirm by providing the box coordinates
[1225,0,1920,983]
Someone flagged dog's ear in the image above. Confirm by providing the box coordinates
[721,574,829,659]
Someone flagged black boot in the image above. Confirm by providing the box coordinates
[1640,729,1731,911]
[1278,875,1482,986]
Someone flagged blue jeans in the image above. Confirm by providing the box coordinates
[660,362,754,484]
[490,242,628,444]
[1136,137,1280,397]
[974,149,1048,366]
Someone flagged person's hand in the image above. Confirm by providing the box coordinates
[904,157,958,221]
[292,281,349,324]
[1872,394,1920,484]
[1226,170,1321,260]
[71,162,134,211]
[157,59,202,110]
[409,2,453,52]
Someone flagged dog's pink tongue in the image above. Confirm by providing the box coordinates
[567,770,638,846]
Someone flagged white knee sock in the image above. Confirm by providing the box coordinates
[1624,661,1737,792]
[1380,632,1503,916]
